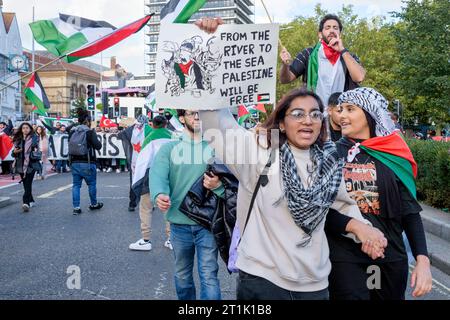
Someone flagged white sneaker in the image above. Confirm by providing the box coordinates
[22,204,30,212]
[129,239,152,251]
[30,202,35,208]
[125,168,129,172]
[106,167,113,173]
[102,168,107,172]
[164,239,173,250]
[116,169,121,173]
[96,168,101,172]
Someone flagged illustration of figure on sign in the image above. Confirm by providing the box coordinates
[161,35,222,98]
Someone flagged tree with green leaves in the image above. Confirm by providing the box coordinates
[391,0,450,127]
[70,97,87,118]
[277,4,400,108]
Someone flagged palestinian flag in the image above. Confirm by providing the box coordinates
[358,132,418,199]
[0,133,13,161]
[249,104,266,114]
[24,73,50,117]
[160,0,207,24]
[30,14,152,63]
[237,105,251,125]
[132,128,173,195]
[307,40,342,92]
[257,93,270,103]
[67,15,152,63]
[30,14,116,59]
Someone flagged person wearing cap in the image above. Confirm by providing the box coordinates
[325,87,432,300]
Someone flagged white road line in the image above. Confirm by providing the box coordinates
[409,264,450,293]
[0,173,58,190]
[37,184,72,199]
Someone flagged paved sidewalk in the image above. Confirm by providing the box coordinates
[420,203,450,276]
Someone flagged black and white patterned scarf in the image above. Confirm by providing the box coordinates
[279,141,343,246]
[338,87,395,137]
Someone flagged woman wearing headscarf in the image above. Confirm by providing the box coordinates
[12,122,41,212]
[326,87,432,300]
[200,87,390,300]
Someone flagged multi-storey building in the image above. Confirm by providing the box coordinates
[144,0,255,78]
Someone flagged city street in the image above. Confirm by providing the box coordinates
[0,172,449,300]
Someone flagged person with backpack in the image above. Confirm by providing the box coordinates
[68,109,103,215]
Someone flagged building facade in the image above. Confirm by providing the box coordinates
[144,0,255,78]
[0,4,23,122]
[21,51,101,118]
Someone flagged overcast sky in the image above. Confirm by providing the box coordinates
[3,0,403,76]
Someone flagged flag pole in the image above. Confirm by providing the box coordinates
[260,0,285,48]
[31,6,35,122]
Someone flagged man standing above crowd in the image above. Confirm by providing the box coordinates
[279,14,366,105]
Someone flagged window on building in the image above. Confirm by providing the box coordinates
[120,107,128,117]
[148,24,160,32]
[149,35,159,42]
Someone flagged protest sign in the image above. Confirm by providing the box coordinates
[47,133,125,160]
[156,23,279,110]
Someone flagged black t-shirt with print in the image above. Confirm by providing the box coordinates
[326,144,423,263]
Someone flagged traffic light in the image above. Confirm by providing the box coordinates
[113,97,120,117]
[101,91,109,114]
[86,84,96,110]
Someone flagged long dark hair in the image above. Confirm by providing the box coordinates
[36,125,47,139]
[259,88,328,148]
[13,122,34,143]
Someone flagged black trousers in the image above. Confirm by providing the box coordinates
[236,270,329,300]
[328,260,409,300]
[20,170,36,205]
[1,160,12,174]
[128,170,137,208]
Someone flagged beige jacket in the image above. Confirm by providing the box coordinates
[200,108,366,292]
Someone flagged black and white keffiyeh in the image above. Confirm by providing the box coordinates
[279,141,344,246]
[338,87,395,137]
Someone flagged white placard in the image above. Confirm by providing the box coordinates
[48,133,126,160]
[156,23,279,110]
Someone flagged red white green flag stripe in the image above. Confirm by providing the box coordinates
[358,132,418,198]
[160,0,207,24]
[24,72,50,117]
[30,14,117,60]
[67,15,153,63]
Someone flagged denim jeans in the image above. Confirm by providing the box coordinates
[237,271,329,300]
[71,162,98,208]
[56,160,68,172]
[170,224,221,300]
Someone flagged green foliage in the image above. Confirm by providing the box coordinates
[392,0,450,125]
[70,97,86,118]
[407,139,450,209]
[275,2,449,128]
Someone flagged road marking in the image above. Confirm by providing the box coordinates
[409,264,450,294]
[37,184,72,199]
[97,196,129,200]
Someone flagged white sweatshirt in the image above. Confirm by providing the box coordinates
[200,108,366,292]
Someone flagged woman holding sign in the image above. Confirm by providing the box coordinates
[196,17,389,301]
